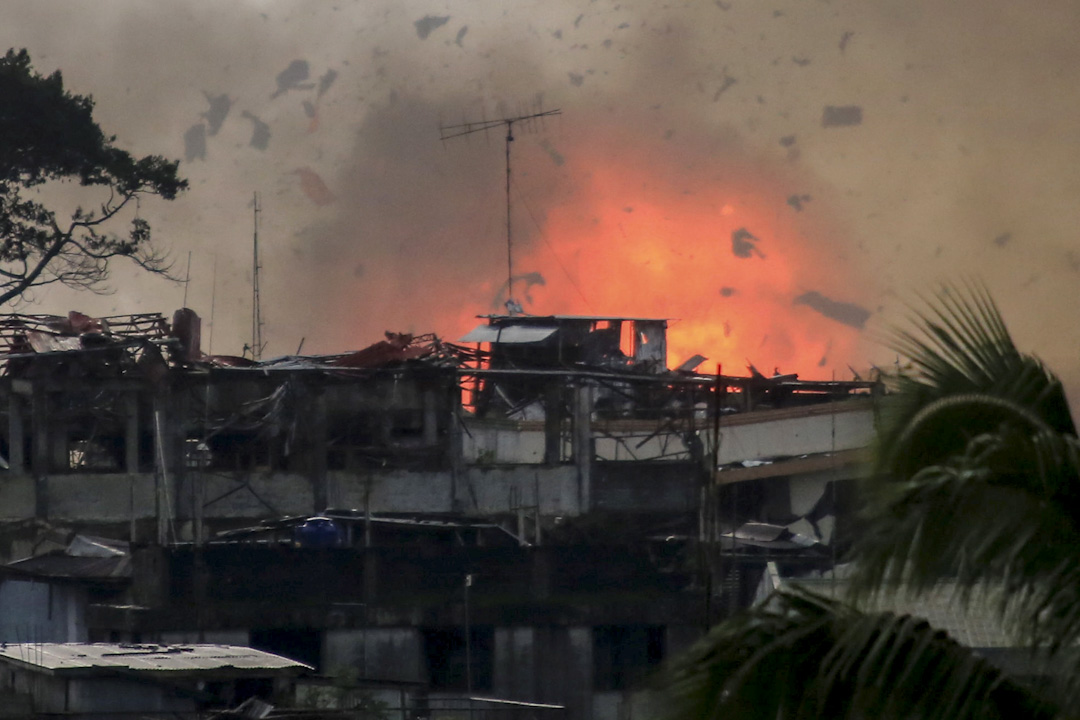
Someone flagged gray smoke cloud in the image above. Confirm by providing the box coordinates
[0,0,1076,402]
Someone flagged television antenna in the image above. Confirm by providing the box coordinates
[249,191,265,360]
[440,106,561,314]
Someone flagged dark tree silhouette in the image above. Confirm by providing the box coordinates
[0,48,186,305]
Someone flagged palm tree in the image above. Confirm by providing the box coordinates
[658,283,1080,720]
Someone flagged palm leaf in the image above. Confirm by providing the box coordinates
[876,281,1075,481]
[656,587,1057,720]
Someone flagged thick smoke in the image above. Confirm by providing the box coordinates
[0,0,1076,397]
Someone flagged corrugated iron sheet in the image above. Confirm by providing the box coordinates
[0,644,310,675]
[459,324,558,344]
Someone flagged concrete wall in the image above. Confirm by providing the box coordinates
[715,405,875,464]
[0,579,86,643]
[0,475,35,521]
[323,627,423,683]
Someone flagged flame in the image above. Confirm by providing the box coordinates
[348,128,867,379]
[493,136,867,378]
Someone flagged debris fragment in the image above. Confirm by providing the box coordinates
[839,30,854,53]
[993,232,1011,247]
[492,272,546,309]
[713,71,737,101]
[455,26,469,47]
[271,60,313,99]
[787,194,812,212]
[731,228,764,259]
[302,100,317,118]
[779,135,796,147]
[293,167,335,206]
[241,111,271,150]
[316,69,338,100]
[719,286,736,297]
[822,105,863,127]
[540,140,565,166]
[414,15,450,40]
[574,14,584,27]
[201,92,232,136]
[792,57,811,66]
[793,291,871,329]
[183,124,206,162]
[568,72,584,87]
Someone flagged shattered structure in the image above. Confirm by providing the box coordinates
[0,308,880,719]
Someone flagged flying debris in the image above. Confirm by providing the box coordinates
[993,232,1012,247]
[183,123,206,162]
[455,26,468,47]
[822,105,863,127]
[201,92,232,136]
[241,111,271,150]
[302,100,317,118]
[787,194,812,212]
[779,135,796,147]
[540,140,565,166]
[492,272,546,309]
[839,30,855,53]
[731,228,764,259]
[316,69,338,99]
[713,71,737,101]
[793,291,871,329]
[719,286,736,297]
[568,72,585,87]
[271,60,313,99]
[414,15,450,40]
[292,167,336,206]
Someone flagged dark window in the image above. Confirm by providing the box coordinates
[422,627,493,692]
[593,625,665,691]
[251,627,322,672]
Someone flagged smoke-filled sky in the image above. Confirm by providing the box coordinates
[1,0,1078,395]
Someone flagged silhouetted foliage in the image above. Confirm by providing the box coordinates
[657,282,1080,720]
[0,48,186,305]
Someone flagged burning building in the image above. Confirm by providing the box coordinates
[0,305,880,720]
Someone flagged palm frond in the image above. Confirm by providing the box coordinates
[656,588,1057,720]
[877,281,1075,480]
[851,426,1080,647]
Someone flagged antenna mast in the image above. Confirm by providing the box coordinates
[251,192,264,360]
[440,107,561,313]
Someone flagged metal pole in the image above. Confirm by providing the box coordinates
[505,122,514,308]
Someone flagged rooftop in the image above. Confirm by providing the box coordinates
[0,643,311,677]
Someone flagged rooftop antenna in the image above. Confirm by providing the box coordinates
[440,105,561,315]
[250,192,265,360]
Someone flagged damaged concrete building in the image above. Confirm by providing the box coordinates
[0,308,880,719]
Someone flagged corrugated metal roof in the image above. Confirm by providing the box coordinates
[0,644,311,676]
[3,552,130,580]
[459,324,558,344]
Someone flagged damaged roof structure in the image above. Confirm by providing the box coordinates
[0,305,882,720]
